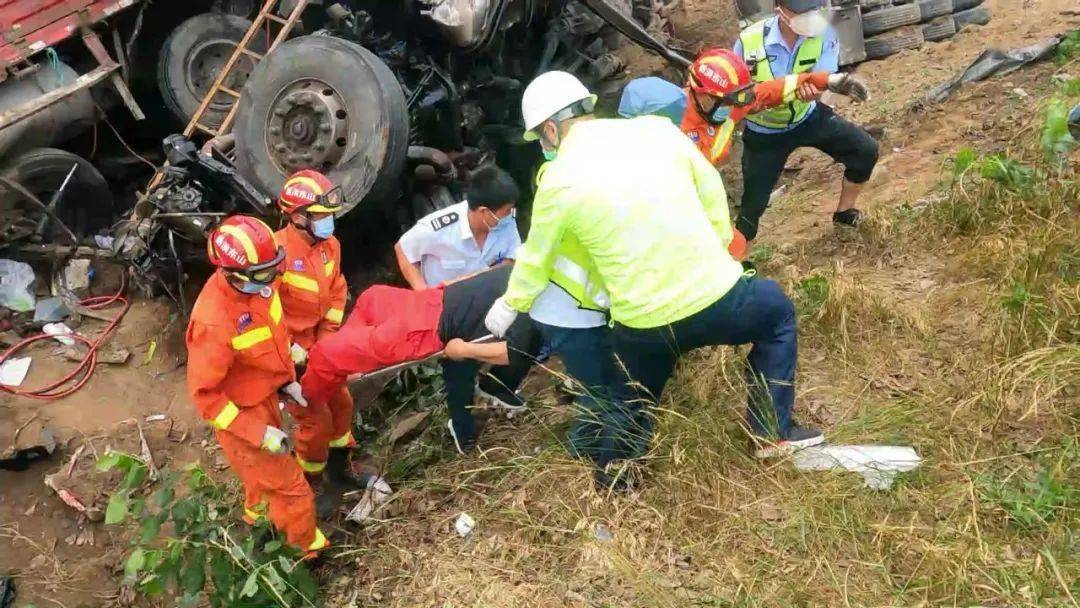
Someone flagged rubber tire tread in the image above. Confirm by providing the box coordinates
[157,13,262,129]
[861,3,921,36]
[922,16,957,41]
[864,30,925,60]
[950,0,984,12]
[0,148,114,238]
[232,35,409,215]
[953,6,990,30]
[917,0,954,21]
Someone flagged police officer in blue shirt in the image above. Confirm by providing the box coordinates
[733,0,879,241]
[395,165,522,290]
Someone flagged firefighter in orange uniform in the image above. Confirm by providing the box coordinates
[186,215,328,555]
[273,170,365,508]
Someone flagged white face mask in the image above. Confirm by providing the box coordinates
[785,8,829,37]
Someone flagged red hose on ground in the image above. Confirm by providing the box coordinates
[0,274,130,401]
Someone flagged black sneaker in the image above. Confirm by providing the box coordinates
[832,208,862,228]
[476,376,527,418]
[752,425,825,459]
[446,419,477,455]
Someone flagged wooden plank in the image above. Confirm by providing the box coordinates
[0,62,115,130]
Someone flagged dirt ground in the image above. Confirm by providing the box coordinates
[2,1,1078,606]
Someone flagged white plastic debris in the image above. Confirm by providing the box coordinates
[344,476,393,524]
[793,445,922,490]
[0,259,36,312]
[0,356,32,387]
[454,512,475,537]
[93,235,114,249]
[43,322,76,346]
[53,259,90,295]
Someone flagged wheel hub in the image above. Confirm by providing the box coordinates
[186,39,255,111]
[266,79,350,174]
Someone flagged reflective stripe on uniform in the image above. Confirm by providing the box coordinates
[211,401,240,430]
[740,19,824,129]
[282,271,319,293]
[781,74,800,103]
[328,431,354,448]
[551,256,609,312]
[308,528,329,551]
[244,507,264,522]
[324,260,335,277]
[218,224,258,262]
[269,291,283,324]
[232,326,272,350]
[324,308,344,324]
[708,119,738,165]
[296,456,326,473]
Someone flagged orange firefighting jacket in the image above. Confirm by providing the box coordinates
[186,271,294,447]
[681,72,832,167]
[275,224,348,349]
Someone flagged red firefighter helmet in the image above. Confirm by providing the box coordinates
[688,48,755,106]
[277,170,344,215]
[206,215,284,281]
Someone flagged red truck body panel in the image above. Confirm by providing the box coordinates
[0,0,139,72]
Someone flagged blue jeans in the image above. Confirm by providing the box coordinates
[534,322,633,468]
[612,276,797,439]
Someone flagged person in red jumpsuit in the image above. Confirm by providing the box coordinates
[185,215,329,556]
[301,265,540,453]
[273,170,366,514]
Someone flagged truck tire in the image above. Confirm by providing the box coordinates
[157,13,265,129]
[951,0,984,12]
[864,29,925,60]
[232,35,409,215]
[0,148,113,242]
[917,0,954,21]
[953,6,991,30]
[922,16,957,41]
[861,4,921,36]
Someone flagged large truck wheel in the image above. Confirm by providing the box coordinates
[862,3,921,36]
[232,35,409,215]
[157,13,265,129]
[0,148,113,243]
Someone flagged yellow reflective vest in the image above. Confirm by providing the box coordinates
[739,19,824,130]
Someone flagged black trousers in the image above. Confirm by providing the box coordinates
[738,104,879,240]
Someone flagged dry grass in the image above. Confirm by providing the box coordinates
[316,89,1079,607]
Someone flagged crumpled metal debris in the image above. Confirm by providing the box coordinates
[793,445,922,490]
[919,36,1063,105]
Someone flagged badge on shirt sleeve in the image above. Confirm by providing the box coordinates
[430,211,459,231]
[292,259,306,271]
[688,130,701,142]
[237,312,253,331]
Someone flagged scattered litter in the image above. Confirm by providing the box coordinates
[64,527,95,546]
[53,258,91,295]
[60,343,130,364]
[33,296,71,323]
[42,322,75,346]
[93,235,115,249]
[345,476,394,523]
[0,259,36,312]
[1011,87,1029,98]
[144,339,157,365]
[793,445,922,490]
[593,522,614,543]
[920,36,1063,105]
[454,512,476,537]
[0,356,31,387]
[145,414,168,423]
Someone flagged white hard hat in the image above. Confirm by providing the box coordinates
[521,71,598,141]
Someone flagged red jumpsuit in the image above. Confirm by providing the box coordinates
[276,224,353,475]
[681,72,832,167]
[302,285,446,406]
[185,271,328,553]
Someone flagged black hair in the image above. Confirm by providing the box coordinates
[466,164,520,211]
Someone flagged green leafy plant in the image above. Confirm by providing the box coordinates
[383,363,446,410]
[99,454,318,607]
[795,275,830,317]
[1040,99,1077,163]
[1054,30,1080,65]
[977,445,1077,530]
[950,146,978,182]
[978,154,1035,191]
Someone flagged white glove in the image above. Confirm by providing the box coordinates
[290,343,308,365]
[484,296,519,338]
[281,381,308,408]
[261,426,289,454]
[827,73,870,102]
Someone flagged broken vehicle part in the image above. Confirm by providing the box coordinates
[0,61,95,159]
[579,0,691,67]
[921,36,1064,104]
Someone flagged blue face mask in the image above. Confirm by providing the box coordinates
[311,215,335,240]
[236,279,269,295]
[710,106,732,124]
[542,149,557,162]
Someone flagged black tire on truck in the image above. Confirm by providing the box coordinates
[864,29,925,60]
[232,35,409,215]
[157,13,266,129]
[951,0,985,12]
[917,0,954,21]
[953,6,991,30]
[0,148,113,242]
[862,3,921,36]
[922,16,958,41]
